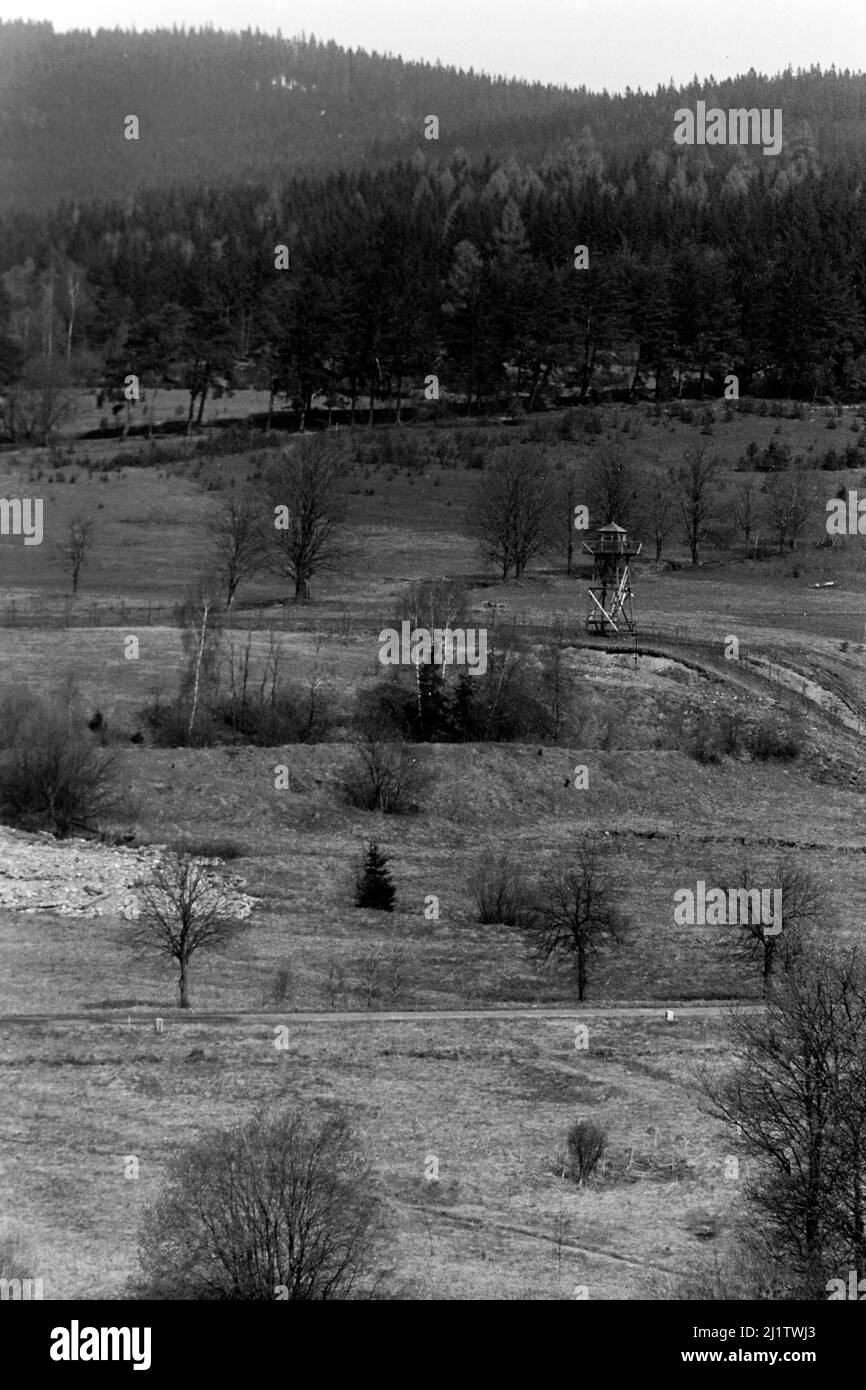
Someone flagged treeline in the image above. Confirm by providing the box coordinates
[3,122,866,440]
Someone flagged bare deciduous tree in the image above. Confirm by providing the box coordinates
[208,486,266,607]
[134,851,245,1008]
[761,464,813,554]
[538,624,573,743]
[583,444,638,531]
[359,944,383,1009]
[730,475,760,556]
[64,513,95,595]
[554,465,584,575]
[527,837,629,1000]
[267,435,346,602]
[724,858,826,998]
[699,940,866,1297]
[325,956,347,1009]
[178,578,223,745]
[467,449,552,580]
[671,443,720,567]
[1,355,76,444]
[642,471,676,561]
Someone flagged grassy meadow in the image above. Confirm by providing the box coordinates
[1,396,866,1298]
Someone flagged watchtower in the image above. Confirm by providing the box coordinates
[583,522,641,636]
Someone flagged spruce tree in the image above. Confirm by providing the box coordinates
[354,842,396,911]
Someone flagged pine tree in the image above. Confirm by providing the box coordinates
[354,842,396,911]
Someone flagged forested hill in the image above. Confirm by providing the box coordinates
[2,20,866,211]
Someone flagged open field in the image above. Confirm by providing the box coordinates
[0,1012,742,1300]
[2,401,866,1298]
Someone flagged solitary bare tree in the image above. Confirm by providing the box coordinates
[527,837,629,1000]
[64,514,95,595]
[267,435,346,602]
[723,857,826,998]
[208,486,266,607]
[134,851,245,1008]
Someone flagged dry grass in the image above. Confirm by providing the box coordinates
[0,1013,738,1300]
[2,401,866,1297]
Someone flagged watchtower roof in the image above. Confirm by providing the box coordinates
[589,521,636,554]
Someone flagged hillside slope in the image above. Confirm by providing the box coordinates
[1,21,865,210]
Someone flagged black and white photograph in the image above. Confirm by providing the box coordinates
[1,0,866,1351]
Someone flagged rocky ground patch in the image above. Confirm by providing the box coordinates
[0,827,256,920]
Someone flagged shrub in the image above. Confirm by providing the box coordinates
[686,713,724,764]
[342,741,428,814]
[142,658,336,749]
[563,1119,607,1185]
[746,718,800,762]
[131,1108,385,1299]
[473,851,530,926]
[267,964,292,1006]
[0,695,121,837]
[684,708,741,764]
[214,683,335,745]
[139,693,211,748]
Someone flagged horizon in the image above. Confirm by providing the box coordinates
[3,1,864,93]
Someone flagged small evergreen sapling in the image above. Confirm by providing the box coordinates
[355,842,396,911]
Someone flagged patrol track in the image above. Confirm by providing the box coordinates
[395,1199,680,1276]
[0,1003,763,1026]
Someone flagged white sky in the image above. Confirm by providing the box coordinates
[4,0,864,91]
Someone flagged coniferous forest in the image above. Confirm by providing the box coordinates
[2,21,866,436]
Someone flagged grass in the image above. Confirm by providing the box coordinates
[0,1013,738,1300]
[2,398,866,1297]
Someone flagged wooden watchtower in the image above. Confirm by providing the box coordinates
[584,523,641,636]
